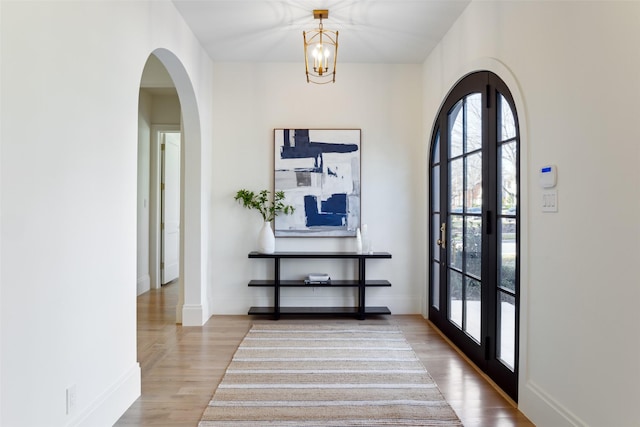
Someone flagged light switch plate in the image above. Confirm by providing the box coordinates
[542,189,558,212]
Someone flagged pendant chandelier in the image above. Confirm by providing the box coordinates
[303,10,338,84]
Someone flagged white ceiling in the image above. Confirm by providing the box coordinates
[171,0,471,64]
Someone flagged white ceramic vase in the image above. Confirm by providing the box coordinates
[257,221,275,254]
[356,228,363,253]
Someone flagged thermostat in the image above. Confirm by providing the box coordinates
[539,165,557,188]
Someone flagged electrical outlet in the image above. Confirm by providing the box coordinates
[66,384,77,415]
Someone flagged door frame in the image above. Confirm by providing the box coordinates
[144,48,207,326]
[427,67,526,401]
[432,59,530,404]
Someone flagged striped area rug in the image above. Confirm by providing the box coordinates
[198,324,463,426]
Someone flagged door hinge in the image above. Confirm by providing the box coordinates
[160,261,165,269]
[161,183,165,191]
[486,210,492,235]
[161,222,165,230]
[161,143,166,151]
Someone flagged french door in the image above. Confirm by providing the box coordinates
[429,71,520,400]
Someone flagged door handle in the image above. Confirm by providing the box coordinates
[437,223,446,248]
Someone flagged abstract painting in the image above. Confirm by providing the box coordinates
[274,129,361,237]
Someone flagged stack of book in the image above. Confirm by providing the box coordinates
[304,273,331,285]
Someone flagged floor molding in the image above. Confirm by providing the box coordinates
[73,363,141,427]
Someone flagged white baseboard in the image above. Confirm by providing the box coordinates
[69,363,141,427]
[519,380,587,427]
[137,274,150,296]
[181,303,205,326]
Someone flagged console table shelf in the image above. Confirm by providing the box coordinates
[247,251,392,320]
[248,306,391,316]
[248,280,391,287]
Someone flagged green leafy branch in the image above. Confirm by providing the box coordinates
[234,189,295,222]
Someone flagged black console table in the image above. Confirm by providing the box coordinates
[247,251,392,320]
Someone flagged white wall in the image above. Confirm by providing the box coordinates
[209,63,424,315]
[151,94,181,125]
[0,2,3,422]
[422,1,640,425]
[0,1,213,426]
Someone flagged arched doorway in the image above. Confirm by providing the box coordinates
[139,54,181,293]
[138,49,204,325]
[428,71,521,400]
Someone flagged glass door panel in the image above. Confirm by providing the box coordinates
[498,292,516,370]
[466,94,482,151]
[432,261,440,310]
[465,277,481,342]
[449,159,463,212]
[500,141,517,213]
[466,152,482,210]
[449,101,463,158]
[499,218,516,292]
[449,215,463,271]
[448,270,463,328]
[432,165,440,211]
[499,94,516,140]
[465,216,482,277]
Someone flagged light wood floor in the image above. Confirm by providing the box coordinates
[115,282,534,426]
